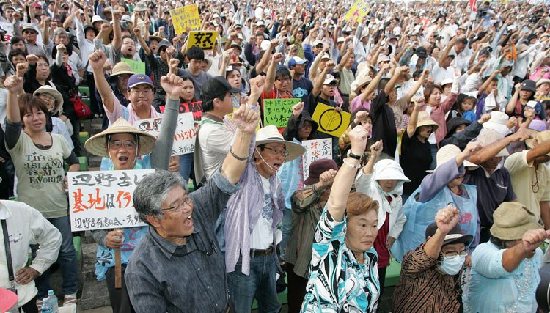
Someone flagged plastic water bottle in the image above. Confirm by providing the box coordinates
[47,290,59,313]
[40,298,52,313]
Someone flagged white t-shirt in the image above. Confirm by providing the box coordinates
[431,64,455,85]
[250,176,275,249]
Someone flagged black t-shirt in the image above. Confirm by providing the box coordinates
[371,91,397,157]
[400,131,432,196]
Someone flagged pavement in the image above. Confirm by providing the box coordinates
[81,307,112,313]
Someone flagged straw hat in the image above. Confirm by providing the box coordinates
[149,32,163,43]
[85,118,156,157]
[255,125,306,162]
[416,111,439,131]
[427,144,476,172]
[526,130,550,156]
[111,62,135,77]
[353,75,373,94]
[490,202,541,240]
[33,85,64,112]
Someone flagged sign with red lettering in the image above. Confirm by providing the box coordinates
[160,101,203,124]
[134,112,196,155]
[68,169,154,231]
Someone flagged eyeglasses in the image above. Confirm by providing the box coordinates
[109,140,137,150]
[161,197,193,213]
[39,94,56,102]
[264,147,288,158]
[442,250,468,257]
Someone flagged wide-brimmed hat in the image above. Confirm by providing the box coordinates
[427,144,476,172]
[475,128,509,157]
[445,117,470,138]
[529,120,547,132]
[149,33,163,42]
[526,130,550,155]
[353,75,373,94]
[425,222,473,246]
[255,125,306,162]
[537,78,550,87]
[304,158,338,185]
[416,111,439,131]
[85,118,156,157]
[483,111,510,137]
[33,86,64,113]
[111,62,135,77]
[490,202,541,240]
[521,79,537,93]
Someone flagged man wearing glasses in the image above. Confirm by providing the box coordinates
[225,124,306,313]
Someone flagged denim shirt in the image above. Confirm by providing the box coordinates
[125,170,240,313]
[465,242,542,313]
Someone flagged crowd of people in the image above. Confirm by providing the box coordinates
[3,0,550,312]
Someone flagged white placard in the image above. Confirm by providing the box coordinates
[68,169,154,231]
[134,112,196,155]
[302,139,333,180]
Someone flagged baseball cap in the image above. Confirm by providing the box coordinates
[337,37,345,44]
[323,75,337,85]
[201,76,240,102]
[313,39,323,47]
[288,56,307,68]
[32,3,42,8]
[127,74,154,89]
[92,15,104,23]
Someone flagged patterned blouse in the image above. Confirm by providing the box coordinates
[301,207,380,312]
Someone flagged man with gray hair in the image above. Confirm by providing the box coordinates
[124,77,265,313]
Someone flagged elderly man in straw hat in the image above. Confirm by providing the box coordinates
[124,87,262,313]
[225,124,306,313]
[465,202,550,312]
[84,73,183,313]
[393,142,481,261]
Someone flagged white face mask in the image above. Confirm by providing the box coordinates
[439,254,466,275]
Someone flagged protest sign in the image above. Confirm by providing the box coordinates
[311,103,351,137]
[170,4,201,34]
[302,139,333,180]
[188,31,219,50]
[121,59,145,74]
[263,98,301,128]
[135,112,196,155]
[68,169,154,231]
[344,0,370,22]
[160,102,203,124]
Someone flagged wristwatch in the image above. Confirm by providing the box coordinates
[347,150,363,161]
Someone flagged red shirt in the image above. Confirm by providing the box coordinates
[374,211,391,268]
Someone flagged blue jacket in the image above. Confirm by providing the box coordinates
[278,138,304,209]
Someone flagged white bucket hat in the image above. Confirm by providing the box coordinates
[483,111,510,137]
[427,144,477,172]
[255,125,306,162]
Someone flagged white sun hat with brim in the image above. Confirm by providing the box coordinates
[427,144,477,173]
[255,125,306,162]
[33,85,64,114]
[475,128,509,157]
[85,118,156,157]
[483,111,510,137]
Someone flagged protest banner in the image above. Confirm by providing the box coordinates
[121,58,145,74]
[263,98,301,128]
[160,101,203,124]
[311,103,351,137]
[188,31,219,50]
[302,139,333,180]
[344,0,370,22]
[68,169,154,231]
[135,112,196,155]
[170,4,201,34]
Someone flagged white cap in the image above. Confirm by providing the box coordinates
[256,20,264,26]
[260,39,271,51]
[323,74,337,85]
[92,15,104,23]
[213,13,220,18]
[337,37,345,43]
[313,39,323,46]
[320,53,331,61]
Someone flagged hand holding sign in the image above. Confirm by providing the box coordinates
[311,103,351,137]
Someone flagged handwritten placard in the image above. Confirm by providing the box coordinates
[135,113,196,155]
[160,101,203,125]
[120,58,145,74]
[302,139,333,180]
[311,103,351,137]
[170,4,201,34]
[68,169,154,231]
[263,98,300,128]
[187,31,219,50]
[344,0,370,22]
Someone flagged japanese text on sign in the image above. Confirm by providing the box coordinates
[68,169,154,231]
[311,103,351,137]
[263,98,301,128]
[344,0,370,22]
[302,139,333,180]
[121,59,145,74]
[187,31,219,51]
[160,102,203,125]
[170,4,201,34]
[135,112,196,155]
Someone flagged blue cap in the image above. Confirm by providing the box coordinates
[287,56,307,68]
[128,74,154,89]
